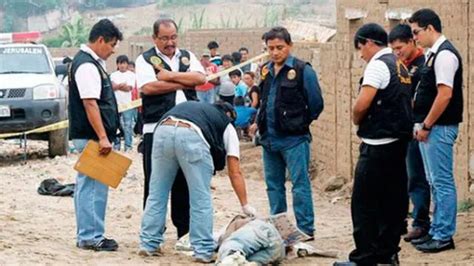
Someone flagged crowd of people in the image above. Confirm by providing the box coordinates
[67,7,462,265]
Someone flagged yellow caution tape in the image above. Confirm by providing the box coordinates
[0,99,143,140]
[0,52,269,140]
[206,52,269,81]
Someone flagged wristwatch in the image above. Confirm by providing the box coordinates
[422,122,432,131]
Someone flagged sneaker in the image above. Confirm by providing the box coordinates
[218,251,248,265]
[415,238,455,253]
[77,238,118,252]
[411,234,432,245]
[138,247,162,257]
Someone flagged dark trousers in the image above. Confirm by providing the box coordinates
[349,140,409,265]
[143,132,190,238]
[406,139,431,230]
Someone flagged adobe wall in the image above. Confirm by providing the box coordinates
[311,0,473,200]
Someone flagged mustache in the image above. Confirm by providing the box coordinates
[165,45,175,49]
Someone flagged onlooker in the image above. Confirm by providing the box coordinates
[389,24,430,243]
[231,51,242,65]
[243,71,260,109]
[139,101,256,262]
[335,23,413,266]
[196,52,219,104]
[218,54,236,105]
[249,27,324,240]
[135,18,206,239]
[111,55,136,151]
[234,96,257,140]
[68,18,123,252]
[239,47,258,73]
[229,69,247,98]
[409,8,463,253]
[208,40,222,66]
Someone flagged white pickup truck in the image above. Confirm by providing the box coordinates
[0,43,69,157]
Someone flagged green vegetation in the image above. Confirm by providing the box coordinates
[1,0,65,32]
[190,9,206,29]
[458,199,474,212]
[43,16,90,48]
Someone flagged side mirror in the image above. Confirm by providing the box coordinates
[55,64,68,76]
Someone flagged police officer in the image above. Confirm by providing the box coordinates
[139,101,256,262]
[249,26,324,239]
[68,19,123,251]
[409,8,463,253]
[135,18,206,239]
[335,23,413,266]
[388,24,431,243]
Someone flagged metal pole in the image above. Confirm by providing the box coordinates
[23,133,27,161]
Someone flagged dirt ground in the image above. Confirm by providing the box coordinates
[0,139,473,265]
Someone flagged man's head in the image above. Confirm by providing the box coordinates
[201,52,210,64]
[231,51,242,65]
[116,55,129,72]
[127,61,135,72]
[354,23,387,62]
[229,69,242,85]
[233,96,245,107]
[243,71,255,87]
[88,19,123,60]
[214,100,237,122]
[207,41,219,57]
[409,8,442,48]
[239,47,249,61]
[264,26,292,66]
[222,54,233,69]
[388,24,417,61]
[152,19,179,58]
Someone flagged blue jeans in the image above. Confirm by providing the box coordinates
[217,220,285,264]
[262,141,315,236]
[197,89,215,104]
[406,139,431,230]
[72,139,109,247]
[114,109,134,151]
[140,125,215,260]
[418,125,458,241]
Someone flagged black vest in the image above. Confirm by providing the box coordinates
[161,101,231,171]
[68,50,119,141]
[141,48,197,123]
[414,40,463,124]
[357,53,413,139]
[257,58,310,135]
[407,54,425,98]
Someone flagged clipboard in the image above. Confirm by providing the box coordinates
[74,140,132,188]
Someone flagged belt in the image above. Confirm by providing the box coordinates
[161,118,191,128]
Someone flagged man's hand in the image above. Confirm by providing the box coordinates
[415,129,430,142]
[241,204,257,217]
[248,123,258,137]
[156,68,175,82]
[98,137,112,155]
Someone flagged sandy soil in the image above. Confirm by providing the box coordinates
[0,139,473,265]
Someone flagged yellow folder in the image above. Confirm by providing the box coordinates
[73,140,132,188]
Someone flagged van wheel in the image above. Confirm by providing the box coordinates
[48,128,68,157]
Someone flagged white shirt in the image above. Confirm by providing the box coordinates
[361,47,398,146]
[429,35,459,88]
[75,44,107,99]
[161,116,240,159]
[110,70,136,105]
[135,47,204,134]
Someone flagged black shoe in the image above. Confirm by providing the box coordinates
[403,227,428,242]
[333,261,357,266]
[411,234,432,245]
[415,238,455,253]
[77,238,118,252]
[377,253,400,266]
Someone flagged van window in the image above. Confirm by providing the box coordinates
[0,46,51,74]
